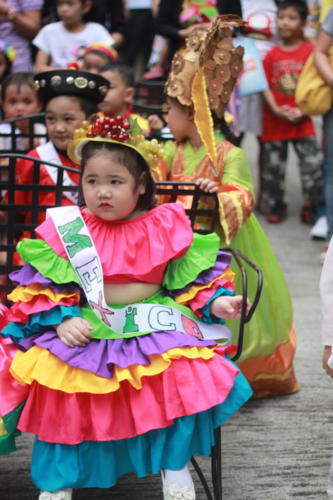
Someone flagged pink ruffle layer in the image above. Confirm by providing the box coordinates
[17,348,239,444]
[0,337,28,416]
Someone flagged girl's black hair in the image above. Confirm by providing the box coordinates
[213,112,239,146]
[1,72,36,102]
[277,0,309,22]
[80,141,156,211]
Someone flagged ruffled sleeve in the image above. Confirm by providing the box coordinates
[164,233,236,322]
[217,146,255,245]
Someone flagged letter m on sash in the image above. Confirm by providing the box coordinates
[58,217,92,257]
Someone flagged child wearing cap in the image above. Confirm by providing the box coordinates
[12,69,109,224]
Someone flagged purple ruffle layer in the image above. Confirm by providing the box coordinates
[19,330,216,378]
[168,250,231,297]
[9,264,80,293]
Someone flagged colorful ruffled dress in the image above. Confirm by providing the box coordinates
[163,138,299,398]
[0,202,252,492]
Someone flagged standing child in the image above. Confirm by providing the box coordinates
[33,0,115,72]
[164,15,299,398]
[0,115,252,500]
[260,0,323,224]
[320,237,333,497]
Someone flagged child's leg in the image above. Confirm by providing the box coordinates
[261,140,288,219]
[292,137,323,224]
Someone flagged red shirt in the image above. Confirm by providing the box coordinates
[261,41,315,142]
[12,143,80,224]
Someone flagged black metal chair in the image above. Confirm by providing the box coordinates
[0,158,262,499]
[0,113,47,155]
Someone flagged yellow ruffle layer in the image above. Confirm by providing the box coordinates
[8,284,80,304]
[11,345,216,394]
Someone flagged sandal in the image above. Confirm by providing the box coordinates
[161,470,196,500]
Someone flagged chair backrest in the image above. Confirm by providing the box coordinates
[0,113,48,154]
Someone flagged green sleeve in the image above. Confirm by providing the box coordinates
[163,232,220,290]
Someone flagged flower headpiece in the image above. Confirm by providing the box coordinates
[166,15,244,166]
[0,40,16,62]
[68,114,164,179]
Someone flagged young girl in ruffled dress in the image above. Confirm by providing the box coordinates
[0,114,252,499]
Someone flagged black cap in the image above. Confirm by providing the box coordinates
[34,69,110,104]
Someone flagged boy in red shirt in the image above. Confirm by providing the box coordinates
[261,0,323,223]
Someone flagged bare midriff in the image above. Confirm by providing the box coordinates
[104,282,161,305]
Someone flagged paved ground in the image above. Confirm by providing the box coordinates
[0,134,332,499]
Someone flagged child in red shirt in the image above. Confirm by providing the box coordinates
[260,0,323,223]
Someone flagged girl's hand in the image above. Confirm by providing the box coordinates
[210,295,250,319]
[148,114,164,132]
[323,345,333,378]
[196,177,219,193]
[55,317,93,347]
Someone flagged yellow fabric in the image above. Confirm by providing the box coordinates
[192,66,217,168]
[175,269,235,304]
[8,284,80,304]
[11,345,216,394]
[0,418,7,437]
[295,48,333,115]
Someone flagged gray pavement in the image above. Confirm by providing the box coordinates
[0,135,331,499]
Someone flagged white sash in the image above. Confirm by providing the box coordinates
[47,206,232,343]
[36,142,79,204]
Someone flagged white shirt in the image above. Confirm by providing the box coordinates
[320,236,333,345]
[33,21,115,68]
[126,0,152,9]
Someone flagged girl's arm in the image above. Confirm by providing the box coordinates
[263,89,288,119]
[34,49,52,73]
[0,4,41,40]
[314,29,333,86]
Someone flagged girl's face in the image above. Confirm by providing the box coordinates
[56,0,91,28]
[82,151,146,221]
[3,83,41,131]
[0,52,8,79]
[98,70,133,117]
[45,95,87,152]
[82,52,108,74]
[166,98,192,141]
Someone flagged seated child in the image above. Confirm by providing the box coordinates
[0,72,46,156]
[0,114,252,500]
[33,0,115,72]
[98,62,164,135]
[12,69,109,224]
[163,15,299,398]
[68,42,118,74]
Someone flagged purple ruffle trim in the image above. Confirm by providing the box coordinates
[19,330,216,378]
[9,263,80,293]
[168,250,231,297]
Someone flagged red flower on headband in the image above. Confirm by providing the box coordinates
[87,115,130,142]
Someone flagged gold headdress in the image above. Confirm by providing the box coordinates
[166,15,244,166]
[68,114,164,179]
